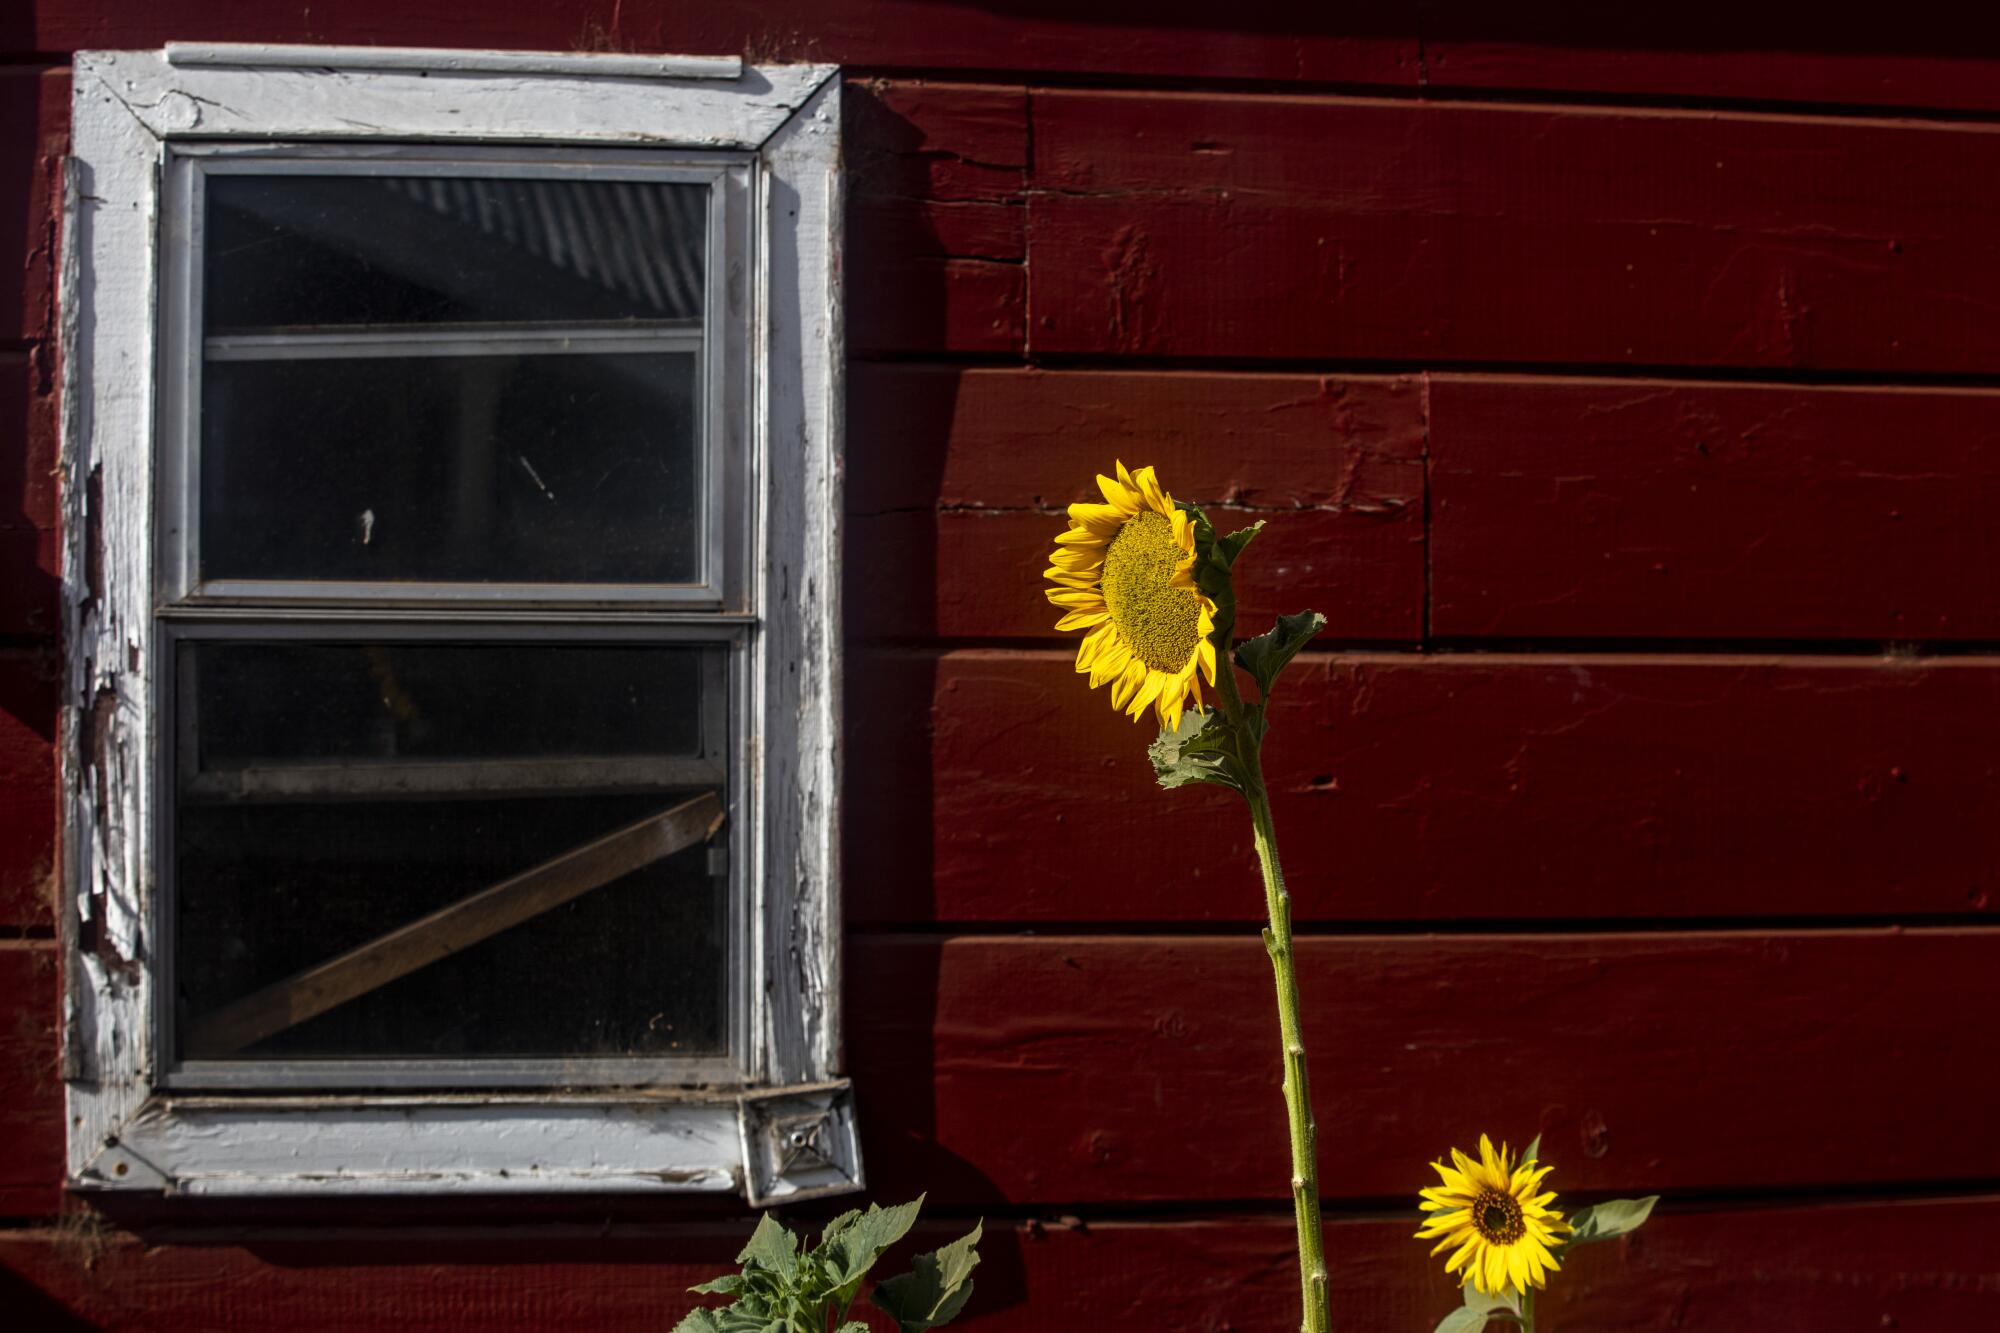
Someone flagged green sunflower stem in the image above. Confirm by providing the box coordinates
[1215,665,1330,1333]
[1520,1287,1537,1332]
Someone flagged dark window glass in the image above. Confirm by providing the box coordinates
[172,641,729,1067]
[204,175,707,329]
[198,352,701,585]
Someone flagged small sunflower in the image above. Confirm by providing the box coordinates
[1415,1134,1569,1298]
[1044,461,1218,730]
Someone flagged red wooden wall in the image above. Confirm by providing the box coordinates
[9,4,2000,1328]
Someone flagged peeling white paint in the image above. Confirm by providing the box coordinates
[80,50,833,149]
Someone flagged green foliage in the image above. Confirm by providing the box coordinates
[672,1197,980,1333]
[1176,501,1258,652]
[1435,1285,1521,1331]
[871,1220,983,1330]
[1148,706,1252,794]
[1234,609,1326,701]
[1564,1195,1660,1247]
[1154,502,1322,795]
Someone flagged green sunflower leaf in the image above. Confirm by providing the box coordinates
[1216,520,1264,567]
[870,1220,983,1331]
[821,1196,925,1312]
[737,1213,799,1279]
[1234,610,1327,700]
[672,1308,782,1333]
[671,1310,723,1333]
[1177,501,1241,649]
[1521,1134,1542,1168]
[1150,707,1248,793]
[1465,1286,1521,1316]
[1563,1196,1659,1247]
[1435,1285,1523,1331]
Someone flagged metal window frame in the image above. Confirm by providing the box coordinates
[61,47,850,1205]
[158,143,750,609]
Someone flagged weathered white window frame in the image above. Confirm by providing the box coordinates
[60,45,850,1204]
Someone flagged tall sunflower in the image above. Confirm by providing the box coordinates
[1416,1134,1569,1298]
[1044,461,1218,730]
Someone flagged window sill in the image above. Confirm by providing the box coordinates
[79,1080,859,1206]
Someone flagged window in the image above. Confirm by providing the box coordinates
[62,45,850,1203]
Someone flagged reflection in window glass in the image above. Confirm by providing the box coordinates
[199,352,701,585]
[204,175,708,329]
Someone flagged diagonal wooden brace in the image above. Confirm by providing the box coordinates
[186,791,725,1057]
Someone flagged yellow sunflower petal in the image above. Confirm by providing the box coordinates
[1096,473,1142,512]
[1478,1136,1506,1187]
[1109,660,1145,709]
[1050,542,1102,564]
[1088,645,1127,689]
[1126,670,1167,720]
[1054,528,1109,547]
[1066,502,1129,534]
[1045,588,1106,608]
[1428,1161,1474,1195]
[1133,465,1167,514]
[1058,609,1111,633]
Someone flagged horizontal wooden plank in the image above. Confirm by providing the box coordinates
[5,1195,1999,1327]
[1423,4,2000,115]
[0,649,57,928]
[844,651,2000,923]
[1029,90,2000,372]
[847,258,1025,357]
[843,368,1425,640]
[0,68,66,347]
[847,81,1027,207]
[1430,376,2000,640]
[845,82,1027,356]
[849,929,2000,1205]
[12,6,1420,86]
[0,942,61,1216]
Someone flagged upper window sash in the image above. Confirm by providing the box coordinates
[156,144,755,611]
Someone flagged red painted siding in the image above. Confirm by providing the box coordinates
[846,652,2000,925]
[845,930,2000,1203]
[1030,91,2000,372]
[5,6,1998,1328]
[4,1196,1997,1330]
[845,368,1425,642]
